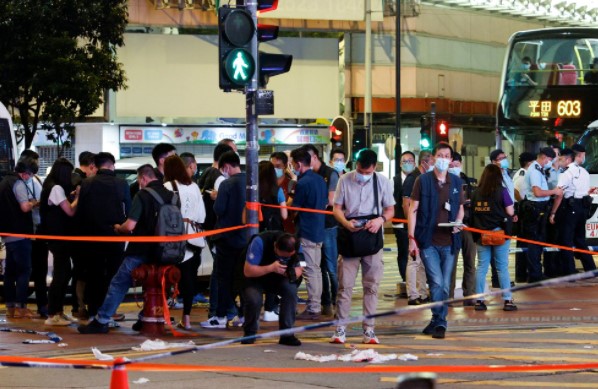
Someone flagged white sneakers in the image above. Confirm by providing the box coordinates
[262,310,279,322]
[44,313,78,326]
[330,326,346,344]
[330,326,380,344]
[200,316,226,329]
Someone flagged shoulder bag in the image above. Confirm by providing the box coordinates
[337,173,384,257]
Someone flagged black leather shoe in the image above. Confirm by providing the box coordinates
[77,319,109,334]
[279,335,302,346]
[432,326,446,339]
[474,300,487,311]
[241,332,256,344]
[422,322,435,335]
[408,298,421,306]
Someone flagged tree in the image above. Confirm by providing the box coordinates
[0,0,128,149]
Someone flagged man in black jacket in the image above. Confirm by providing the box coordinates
[76,152,131,318]
[78,164,171,334]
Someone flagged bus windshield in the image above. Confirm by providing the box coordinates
[498,29,598,150]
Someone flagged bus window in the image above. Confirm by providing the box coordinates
[0,117,16,179]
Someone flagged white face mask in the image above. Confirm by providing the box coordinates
[220,168,230,179]
[448,167,461,176]
[356,172,373,183]
[435,158,450,172]
[275,168,284,179]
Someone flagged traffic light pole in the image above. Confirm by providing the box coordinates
[245,0,259,239]
[394,3,402,178]
[430,102,437,146]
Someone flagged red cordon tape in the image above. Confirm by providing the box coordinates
[1,355,598,374]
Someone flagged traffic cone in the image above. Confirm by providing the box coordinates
[109,357,129,389]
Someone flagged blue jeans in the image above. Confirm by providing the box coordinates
[321,227,338,307]
[420,245,455,329]
[3,239,32,308]
[476,233,512,301]
[96,255,146,324]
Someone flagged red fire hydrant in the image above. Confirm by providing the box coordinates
[131,264,181,336]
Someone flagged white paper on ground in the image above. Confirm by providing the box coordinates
[132,339,196,351]
[133,377,150,384]
[91,347,114,361]
[294,349,410,364]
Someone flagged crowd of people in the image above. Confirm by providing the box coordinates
[1,137,595,344]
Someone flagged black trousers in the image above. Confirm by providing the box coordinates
[176,247,202,315]
[85,242,125,316]
[243,274,298,335]
[556,200,597,275]
[393,227,408,282]
[522,201,549,282]
[214,243,244,318]
[47,242,72,316]
[31,238,49,312]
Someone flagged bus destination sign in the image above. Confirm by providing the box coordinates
[527,100,581,119]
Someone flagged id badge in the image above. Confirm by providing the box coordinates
[444,201,451,212]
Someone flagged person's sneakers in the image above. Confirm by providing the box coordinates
[226,315,244,329]
[419,296,430,304]
[474,300,487,311]
[407,298,422,306]
[168,298,184,310]
[362,328,380,344]
[432,326,446,339]
[77,318,109,334]
[296,310,321,321]
[422,322,435,335]
[330,326,346,344]
[262,310,279,322]
[45,315,72,326]
[200,316,226,329]
[112,313,125,322]
[241,332,256,345]
[279,335,302,346]
[60,313,78,323]
[321,305,334,316]
[503,300,518,311]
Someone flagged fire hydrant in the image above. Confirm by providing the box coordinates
[131,264,181,336]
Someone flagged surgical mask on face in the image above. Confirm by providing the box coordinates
[275,168,284,179]
[333,161,346,174]
[522,63,531,71]
[544,160,553,170]
[356,172,373,184]
[24,176,33,185]
[221,169,230,179]
[401,162,415,174]
[579,156,586,166]
[434,158,450,172]
[424,161,434,172]
[292,164,301,177]
[499,159,509,170]
[448,167,461,176]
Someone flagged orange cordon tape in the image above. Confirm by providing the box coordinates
[1,354,598,374]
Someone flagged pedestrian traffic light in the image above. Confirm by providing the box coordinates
[218,6,256,92]
[420,115,432,150]
[437,120,449,143]
[330,116,350,158]
[256,0,292,88]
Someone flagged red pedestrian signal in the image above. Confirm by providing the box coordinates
[437,120,449,143]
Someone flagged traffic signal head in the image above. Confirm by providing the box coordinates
[218,6,256,91]
[420,115,432,150]
[256,1,292,88]
[330,116,350,158]
[436,120,449,143]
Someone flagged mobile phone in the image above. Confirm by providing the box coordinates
[353,219,367,228]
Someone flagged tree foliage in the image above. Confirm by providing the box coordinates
[0,0,128,149]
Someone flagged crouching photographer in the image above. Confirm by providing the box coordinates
[242,231,304,346]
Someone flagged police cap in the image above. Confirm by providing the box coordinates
[572,144,586,153]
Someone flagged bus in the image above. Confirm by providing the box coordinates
[497,28,598,149]
[497,28,598,241]
[0,102,17,180]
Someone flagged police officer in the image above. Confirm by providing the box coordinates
[543,146,563,278]
[512,152,536,283]
[549,145,597,275]
[241,231,304,346]
[521,147,562,283]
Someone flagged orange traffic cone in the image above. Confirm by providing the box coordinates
[109,357,129,389]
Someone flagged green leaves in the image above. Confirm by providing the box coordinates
[0,0,128,148]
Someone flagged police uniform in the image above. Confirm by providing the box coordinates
[521,161,551,282]
[513,167,528,200]
[544,166,562,277]
[554,162,597,275]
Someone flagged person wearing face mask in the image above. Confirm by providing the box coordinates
[393,151,416,285]
[549,145,597,276]
[402,150,433,305]
[543,145,563,278]
[447,152,477,307]
[209,151,248,329]
[516,56,537,86]
[520,147,562,283]
[489,149,516,288]
[330,149,394,345]
[408,142,464,339]
[512,152,536,284]
[289,147,328,321]
[329,148,347,176]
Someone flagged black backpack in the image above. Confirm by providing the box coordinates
[144,187,186,264]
